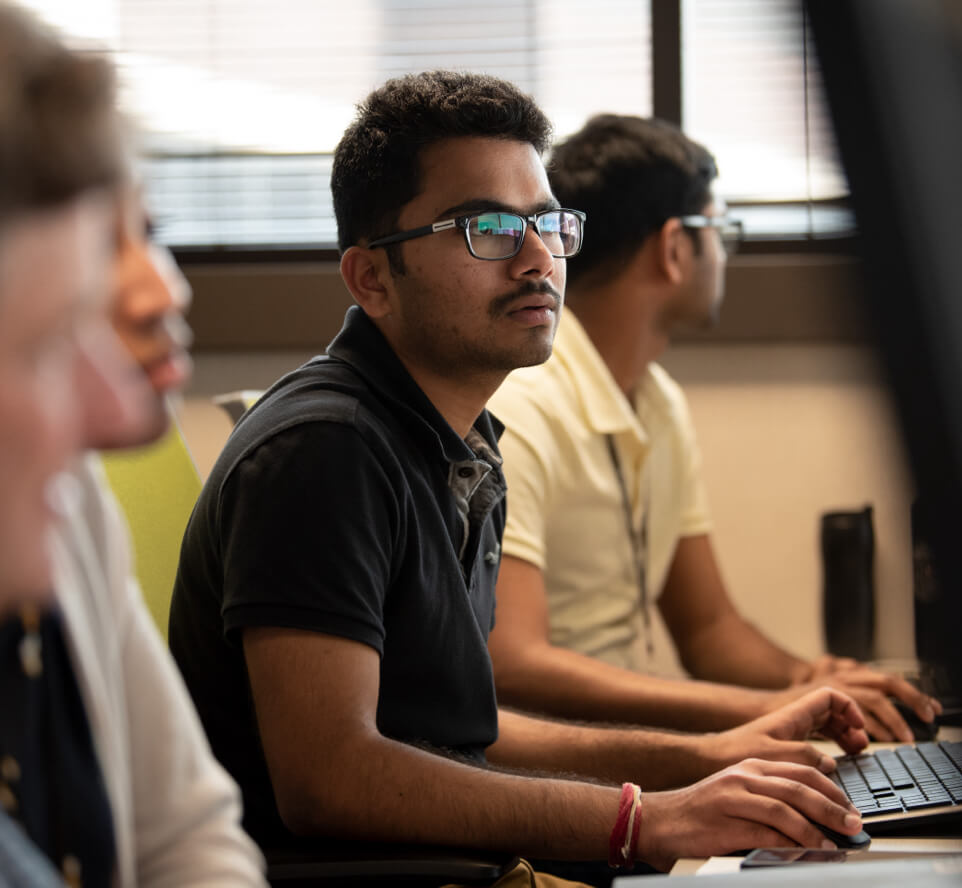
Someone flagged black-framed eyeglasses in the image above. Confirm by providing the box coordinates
[678,214,744,255]
[367,208,586,260]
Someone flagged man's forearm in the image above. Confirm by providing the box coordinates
[679,610,808,689]
[488,708,719,789]
[284,727,620,860]
[494,641,769,731]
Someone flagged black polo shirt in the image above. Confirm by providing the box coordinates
[169,306,505,848]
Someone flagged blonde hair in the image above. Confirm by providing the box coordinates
[0,2,124,221]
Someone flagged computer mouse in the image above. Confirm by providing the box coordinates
[808,820,872,850]
[891,698,940,741]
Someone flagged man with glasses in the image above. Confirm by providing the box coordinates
[487,114,938,744]
[170,75,871,884]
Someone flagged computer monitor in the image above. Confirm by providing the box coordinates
[805,0,962,698]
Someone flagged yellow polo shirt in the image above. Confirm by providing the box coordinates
[488,310,712,676]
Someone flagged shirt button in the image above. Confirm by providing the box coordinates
[0,756,20,782]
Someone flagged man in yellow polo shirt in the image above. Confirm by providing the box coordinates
[487,114,940,741]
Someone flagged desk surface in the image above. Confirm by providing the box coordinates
[670,839,962,876]
[616,854,962,886]
[669,726,962,877]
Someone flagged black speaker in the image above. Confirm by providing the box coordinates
[908,498,962,724]
[912,496,962,687]
[821,505,875,661]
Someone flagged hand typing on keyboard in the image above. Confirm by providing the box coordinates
[779,655,943,743]
[705,687,870,776]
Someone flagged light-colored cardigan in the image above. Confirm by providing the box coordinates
[50,455,266,887]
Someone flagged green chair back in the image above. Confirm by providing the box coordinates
[99,414,201,640]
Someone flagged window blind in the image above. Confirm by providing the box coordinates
[682,0,853,237]
[25,0,651,248]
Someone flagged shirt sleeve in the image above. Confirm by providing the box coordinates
[218,420,402,656]
[669,380,713,538]
[491,405,556,573]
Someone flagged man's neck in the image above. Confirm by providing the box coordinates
[568,278,669,399]
[399,361,504,440]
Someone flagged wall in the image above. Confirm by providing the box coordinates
[175,338,919,673]
[665,343,915,666]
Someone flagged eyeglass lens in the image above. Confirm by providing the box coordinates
[466,211,582,259]
[720,223,740,255]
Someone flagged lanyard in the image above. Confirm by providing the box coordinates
[606,435,654,660]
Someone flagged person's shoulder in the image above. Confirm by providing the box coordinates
[227,358,386,455]
[49,454,131,653]
[489,355,576,423]
[489,369,574,478]
[490,369,574,459]
[248,356,366,424]
[643,362,700,437]
[645,362,690,410]
[204,358,397,498]
[49,453,120,559]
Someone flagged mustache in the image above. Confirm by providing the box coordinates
[489,280,563,318]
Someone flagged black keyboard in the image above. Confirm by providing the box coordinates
[831,741,962,819]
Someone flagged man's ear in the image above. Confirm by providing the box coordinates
[655,217,689,285]
[340,246,395,318]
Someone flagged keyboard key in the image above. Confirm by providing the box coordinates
[943,741,962,768]
[853,799,880,814]
[874,750,914,788]
[873,799,906,814]
[942,778,962,798]
[904,796,952,810]
[861,769,892,792]
[919,744,958,775]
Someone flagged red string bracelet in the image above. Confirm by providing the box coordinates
[608,782,642,868]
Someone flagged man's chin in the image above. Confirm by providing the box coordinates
[508,327,556,370]
[703,294,725,329]
[674,304,723,334]
[128,404,171,448]
[513,342,554,369]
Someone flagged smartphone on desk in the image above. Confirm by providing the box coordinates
[741,848,854,868]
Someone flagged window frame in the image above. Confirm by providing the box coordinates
[175,0,862,348]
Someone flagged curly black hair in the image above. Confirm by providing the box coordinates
[332,70,552,260]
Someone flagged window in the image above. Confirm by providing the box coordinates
[26,0,847,249]
[682,0,852,238]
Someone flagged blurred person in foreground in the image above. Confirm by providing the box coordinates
[0,3,264,883]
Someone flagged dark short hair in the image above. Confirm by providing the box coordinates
[548,114,717,287]
[0,3,123,225]
[331,70,553,260]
